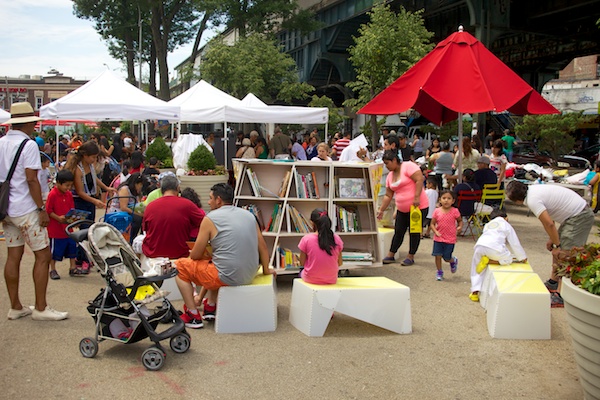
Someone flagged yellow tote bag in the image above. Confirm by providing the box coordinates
[409,205,422,234]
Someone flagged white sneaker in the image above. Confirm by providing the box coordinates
[7,306,33,320]
[31,306,69,321]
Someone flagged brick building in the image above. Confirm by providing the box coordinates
[0,72,87,112]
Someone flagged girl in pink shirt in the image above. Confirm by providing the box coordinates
[298,208,344,284]
[431,190,463,281]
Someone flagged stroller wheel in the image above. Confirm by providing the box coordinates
[170,333,191,354]
[79,337,98,358]
[141,347,165,371]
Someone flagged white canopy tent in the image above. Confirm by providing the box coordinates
[169,83,329,168]
[40,70,180,121]
[0,108,10,123]
[169,80,243,123]
[39,70,180,162]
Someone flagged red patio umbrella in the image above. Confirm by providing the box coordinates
[358,26,559,179]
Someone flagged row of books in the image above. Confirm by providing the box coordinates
[265,203,284,232]
[294,171,320,199]
[245,168,322,199]
[333,205,362,233]
[275,247,301,270]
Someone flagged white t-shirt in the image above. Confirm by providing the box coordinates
[476,217,527,261]
[525,184,587,224]
[425,188,438,219]
[0,130,42,217]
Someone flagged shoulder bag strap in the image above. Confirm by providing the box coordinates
[5,139,30,183]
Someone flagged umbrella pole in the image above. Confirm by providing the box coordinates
[457,113,463,184]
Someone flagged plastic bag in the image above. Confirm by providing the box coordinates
[409,205,422,234]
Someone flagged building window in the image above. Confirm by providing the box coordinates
[35,96,43,110]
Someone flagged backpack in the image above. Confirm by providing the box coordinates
[107,156,121,174]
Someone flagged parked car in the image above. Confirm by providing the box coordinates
[512,142,590,170]
[572,143,600,165]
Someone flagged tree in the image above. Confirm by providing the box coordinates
[344,2,433,145]
[201,34,314,103]
[514,113,593,161]
[308,95,346,134]
[73,0,140,84]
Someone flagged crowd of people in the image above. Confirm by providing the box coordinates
[1,101,594,330]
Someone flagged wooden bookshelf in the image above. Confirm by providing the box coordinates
[234,160,383,275]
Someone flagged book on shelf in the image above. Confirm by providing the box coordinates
[246,168,261,196]
[294,171,319,199]
[334,204,362,232]
[240,204,265,231]
[342,251,374,262]
[278,170,291,197]
[338,178,368,199]
[287,204,311,233]
[265,203,284,232]
[276,246,302,269]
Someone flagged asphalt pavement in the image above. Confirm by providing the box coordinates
[0,203,592,399]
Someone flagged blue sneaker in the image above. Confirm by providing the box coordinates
[450,257,458,273]
[436,270,444,281]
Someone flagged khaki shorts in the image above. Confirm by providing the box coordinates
[2,210,50,252]
[175,258,227,291]
[559,206,595,249]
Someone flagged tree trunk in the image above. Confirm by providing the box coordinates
[187,12,211,88]
[124,31,136,85]
[150,5,170,100]
[149,41,157,97]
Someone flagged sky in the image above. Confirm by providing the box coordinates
[0,0,202,81]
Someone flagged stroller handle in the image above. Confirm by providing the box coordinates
[66,219,95,243]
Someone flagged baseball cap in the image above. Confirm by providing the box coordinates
[477,156,490,165]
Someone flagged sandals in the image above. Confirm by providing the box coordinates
[69,267,86,277]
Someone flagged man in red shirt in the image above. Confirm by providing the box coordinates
[332,131,351,159]
[141,175,205,259]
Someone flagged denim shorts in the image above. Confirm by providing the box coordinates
[432,241,455,261]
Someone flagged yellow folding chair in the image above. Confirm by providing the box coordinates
[456,189,482,240]
[477,186,505,224]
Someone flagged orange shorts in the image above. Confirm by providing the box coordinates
[175,258,227,291]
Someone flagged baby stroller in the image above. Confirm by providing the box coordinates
[67,220,190,371]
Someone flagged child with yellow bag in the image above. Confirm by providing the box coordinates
[469,208,527,302]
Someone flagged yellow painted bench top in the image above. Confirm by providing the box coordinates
[489,262,533,272]
[299,276,406,290]
[492,272,547,293]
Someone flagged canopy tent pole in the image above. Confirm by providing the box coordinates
[325,124,328,143]
[224,121,229,170]
[457,113,463,184]
[55,120,59,166]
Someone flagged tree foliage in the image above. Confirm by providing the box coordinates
[514,112,592,161]
[187,144,217,172]
[344,2,433,143]
[201,34,314,103]
[308,95,346,133]
[146,136,172,162]
[215,0,319,38]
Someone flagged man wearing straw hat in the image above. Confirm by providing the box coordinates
[0,102,68,321]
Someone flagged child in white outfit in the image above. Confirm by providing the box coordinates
[422,177,438,238]
[469,208,527,302]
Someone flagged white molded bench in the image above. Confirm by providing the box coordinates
[486,271,550,339]
[215,273,277,334]
[289,277,411,337]
[479,262,534,309]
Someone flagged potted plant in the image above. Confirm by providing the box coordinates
[179,144,228,204]
[146,136,173,170]
[556,243,600,400]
